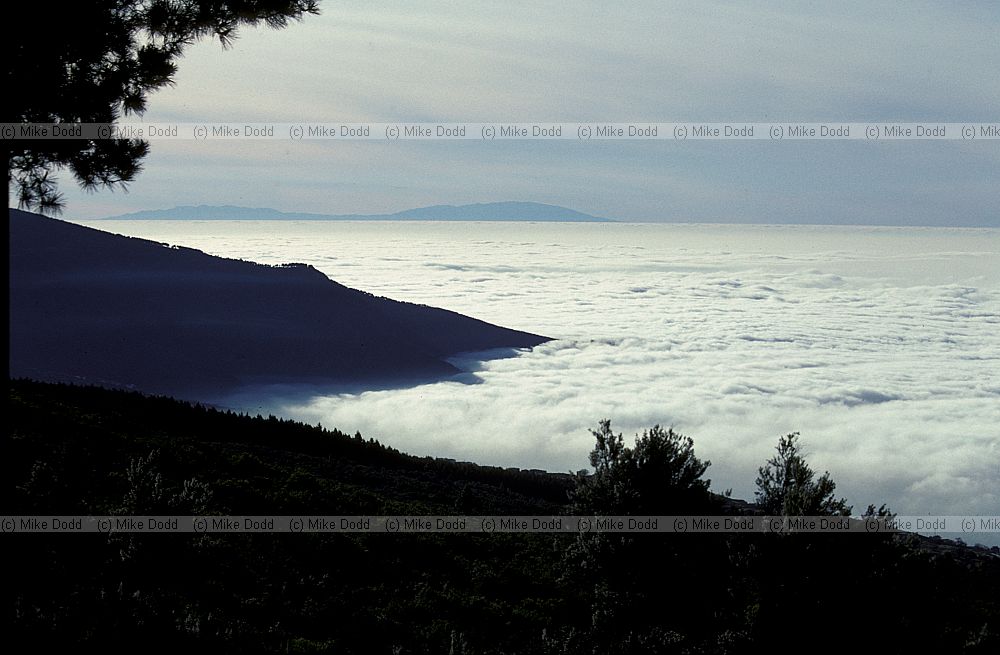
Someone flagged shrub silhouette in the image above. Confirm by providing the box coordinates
[571,419,714,515]
[755,432,851,516]
[564,420,732,650]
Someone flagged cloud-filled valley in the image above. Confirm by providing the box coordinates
[79,220,1000,525]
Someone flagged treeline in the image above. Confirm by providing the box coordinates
[8,379,1000,653]
[9,380,572,515]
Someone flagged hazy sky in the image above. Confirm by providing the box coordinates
[56,0,999,224]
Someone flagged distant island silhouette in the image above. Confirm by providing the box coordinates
[102,201,614,222]
[9,209,549,397]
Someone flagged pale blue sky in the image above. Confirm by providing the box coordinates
[56,0,999,224]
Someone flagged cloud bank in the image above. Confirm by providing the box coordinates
[84,220,1000,527]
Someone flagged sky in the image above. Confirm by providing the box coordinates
[50,0,1000,224]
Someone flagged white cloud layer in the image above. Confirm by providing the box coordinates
[80,220,1000,527]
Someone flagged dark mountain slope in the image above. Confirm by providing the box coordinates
[9,209,548,396]
[9,380,1000,653]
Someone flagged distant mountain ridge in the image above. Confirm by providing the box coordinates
[103,201,613,222]
[9,209,548,398]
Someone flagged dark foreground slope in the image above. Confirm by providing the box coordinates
[9,380,1000,654]
[8,380,575,653]
[9,209,547,396]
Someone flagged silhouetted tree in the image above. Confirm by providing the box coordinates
[565,421,732,650]
[5,0,320,212]
[754,432,850,516]
[571,419,713,515]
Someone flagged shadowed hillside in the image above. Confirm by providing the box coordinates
[9,209,548,397]
[9,380,1000,653]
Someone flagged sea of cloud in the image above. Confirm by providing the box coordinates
[80,220,1000,533]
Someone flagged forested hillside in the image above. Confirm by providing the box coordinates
[9,380,999,653]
